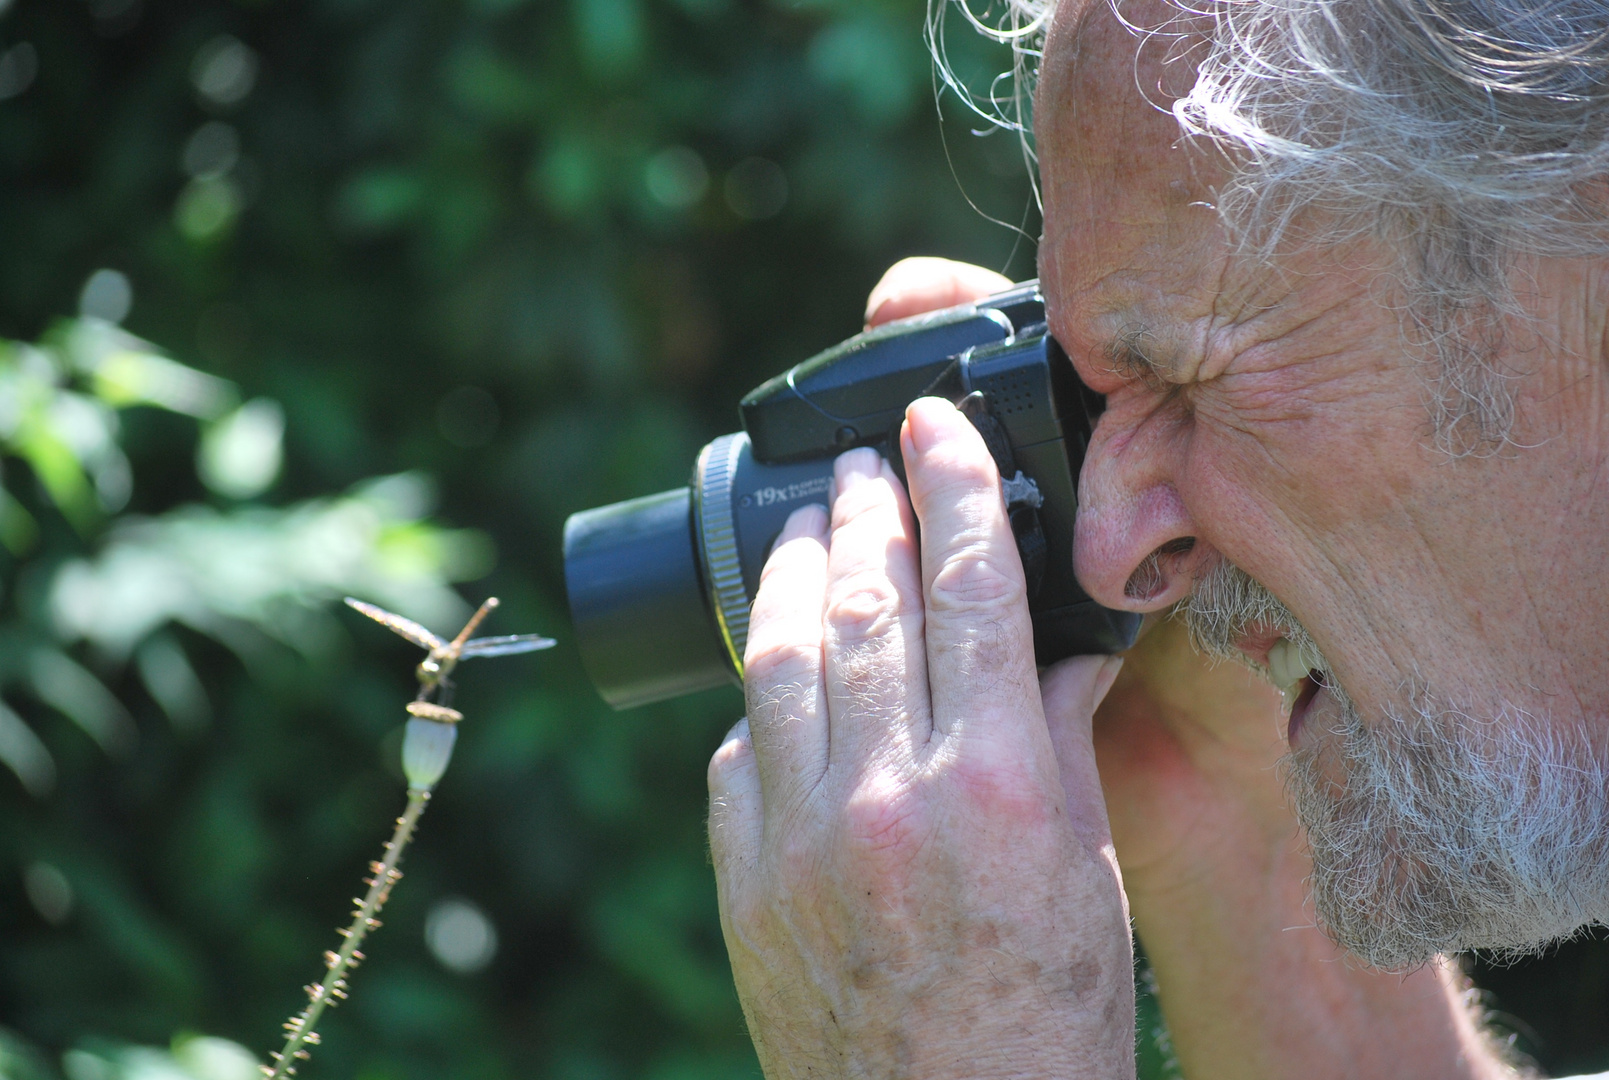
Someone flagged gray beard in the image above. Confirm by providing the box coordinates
[1177,560,1609,969]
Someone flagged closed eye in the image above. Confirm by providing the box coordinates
[1106,324,1175,393]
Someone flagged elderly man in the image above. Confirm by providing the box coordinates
[705,0,1609,1076]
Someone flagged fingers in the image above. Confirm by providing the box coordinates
[1042,655,1125,849]
[864,257,1014,328]
[708,716,763,882]
[821,447,932,760]
[900,397,1038,741]
[1043,655,1127,749]
[744,503,831,803]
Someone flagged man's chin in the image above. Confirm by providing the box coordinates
[1283,692,1609,970]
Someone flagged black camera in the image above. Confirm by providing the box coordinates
[562,281,1141,709]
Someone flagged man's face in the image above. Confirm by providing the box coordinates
[1035,0,1609,964]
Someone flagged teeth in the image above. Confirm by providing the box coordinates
[1267,637,1323,714]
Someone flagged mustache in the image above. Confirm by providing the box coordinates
[1174,557,1327,676]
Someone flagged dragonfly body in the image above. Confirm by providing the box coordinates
[344,596,555,705]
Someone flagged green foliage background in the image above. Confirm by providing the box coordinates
[0,1,1602,1078]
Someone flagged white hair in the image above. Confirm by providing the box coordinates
[932,0,1609,445]
[1287,690,1609,970]
[926,1,1053,154]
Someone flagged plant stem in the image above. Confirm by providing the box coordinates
[264,787,431,1079]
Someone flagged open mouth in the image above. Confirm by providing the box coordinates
[1262,635,1327,745]
[1288,672,1322,744]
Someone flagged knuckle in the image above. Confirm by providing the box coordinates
[832,478,898,526]
[744,636,821,691]
[824,574,905,642]
[706,786,737,836]
[744,683,818,752]
[952,754,1048,816]
[707,730,751,793]
[928,545,1024,613]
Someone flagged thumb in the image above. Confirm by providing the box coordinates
[1042,655,1125,844]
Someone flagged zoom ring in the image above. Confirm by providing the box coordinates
[696,433,751,676]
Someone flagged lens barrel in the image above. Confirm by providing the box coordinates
[562,487,735,709]
[564,433,840,709]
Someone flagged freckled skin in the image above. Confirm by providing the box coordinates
[710,438,1138,1080]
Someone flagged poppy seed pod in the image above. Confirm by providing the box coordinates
[402,716,458,791]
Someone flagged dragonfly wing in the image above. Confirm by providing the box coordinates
[344,598,446,651]
[460,633,558,658]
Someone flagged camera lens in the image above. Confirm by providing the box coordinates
[563,487,735,709]
[564,433,841,709]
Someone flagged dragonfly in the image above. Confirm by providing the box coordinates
[344,596,555,705]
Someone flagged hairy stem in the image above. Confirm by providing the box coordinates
[264,787,431,1079]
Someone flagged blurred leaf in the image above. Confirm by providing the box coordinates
[0,1027,59,1080]
[587,858,734,1027]
[530,137,603,220]
[174,179,244,244]
[49,474,486,660]
[61,322,236,419]
[14,422,95,532]
[0,699,55,797]
[808,15,922,127]
[27,650,137,755]
[0,481,41,554]
[133,636,211,733]
[60,1036,259,1080]
[197,399,284,500]
[443,43,545,123]
[169,1037,260,1080]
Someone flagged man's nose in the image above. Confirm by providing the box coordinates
[1073,403,1206,611]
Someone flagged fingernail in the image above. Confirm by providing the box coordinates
[834,447,883,495]
[1091,656,1125,713]
[863,296,892,328]
[903,397,959,456]
[769,503,828,557]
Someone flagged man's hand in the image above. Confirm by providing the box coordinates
[707,386,1136,1078]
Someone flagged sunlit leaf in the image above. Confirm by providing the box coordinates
[0,699,56,797]
[15,422,97,533]
[60,321,236,419]
[197,399,285,500]
[50,476,489,661]
[27,650,137,755]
